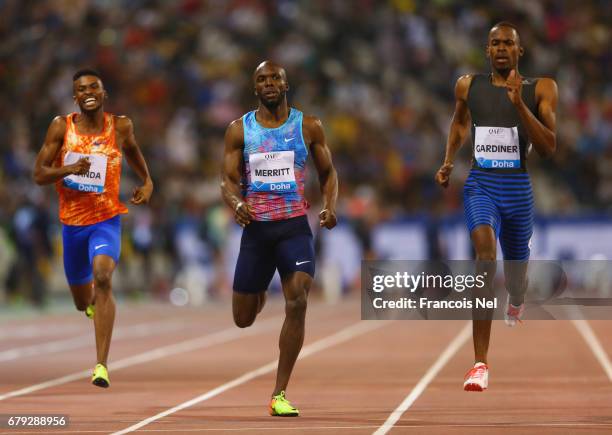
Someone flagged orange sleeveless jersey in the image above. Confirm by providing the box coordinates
[55,113,128,226]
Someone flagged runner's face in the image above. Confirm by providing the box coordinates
[486,26,522,72]
[73,76,106,113]
[254,66,288,107]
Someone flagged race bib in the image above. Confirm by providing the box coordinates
[249,151,296,193]
[63,152,107,193]
[474,126,520,169]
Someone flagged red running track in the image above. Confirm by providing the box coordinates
[1,298,612,434]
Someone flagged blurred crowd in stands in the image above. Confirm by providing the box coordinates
[0,0,610,305]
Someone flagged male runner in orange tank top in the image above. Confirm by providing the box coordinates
[33,69,153,388]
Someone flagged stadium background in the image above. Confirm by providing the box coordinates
[0,0,610,308]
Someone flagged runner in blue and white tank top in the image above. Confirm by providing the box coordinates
[242,107,309,221]
[435,22,558,391]
[221,61,338,416]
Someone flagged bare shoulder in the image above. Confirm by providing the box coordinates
[114,115,134,134]
[302,114,324,137]
[535,77,558,97]
[226,117,244,139]
[48,115,67,138]
[224,117,245,149]
[226,117,244,134]
[301,114,325,145]
[455,74,474,101]
[50,115,67,129]
[303,114,323,129]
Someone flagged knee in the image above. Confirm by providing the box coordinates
[74,300,88,311]
[234,313,255,328]
[476,251,496,262]
[93,269,112,292]
[285,293,307,317]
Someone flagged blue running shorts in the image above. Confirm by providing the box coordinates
[463,170,534,261]
[62,215,121,285]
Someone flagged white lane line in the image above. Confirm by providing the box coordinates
[0,307,184,340]
[0,316,283,402]
[0,321,188,363]
[373,321,472,435]
[572,319,612,381]
[111,320,387,435]
[0,312,195,341]
[0,324,82,341]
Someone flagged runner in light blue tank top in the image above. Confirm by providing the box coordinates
[242,108,309,221]
[221,61,338,415]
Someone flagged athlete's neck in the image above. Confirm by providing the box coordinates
[490,68,519,86]
[256,100,289,128]
[76,109,105,134]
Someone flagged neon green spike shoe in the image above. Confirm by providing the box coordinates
[91,363,110,388]
[269,391,299,416]
[85,304,95,319]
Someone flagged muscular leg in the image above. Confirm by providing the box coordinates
[499,179,534,307]
[233,290,266,328]
[92,255,116,366]
[471,225,497,365]
[500,215,532,307]
[504,260,528,306]
[273,271,311,396]
[69,282,94,311]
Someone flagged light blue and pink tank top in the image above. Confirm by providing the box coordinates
[242,108,308,221]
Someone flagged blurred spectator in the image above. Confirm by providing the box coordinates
[0,0,609,300]
[6,192,52,307]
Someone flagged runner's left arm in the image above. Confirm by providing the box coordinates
[304,115,338,230]
[506,71,557,158]
[117,116,153,204]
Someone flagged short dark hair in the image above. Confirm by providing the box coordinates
[491,21,519,34]
[73,69,102,82]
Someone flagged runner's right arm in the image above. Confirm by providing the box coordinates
[221,119,253,227]
[435,74,473,188]
[33,116,91,185]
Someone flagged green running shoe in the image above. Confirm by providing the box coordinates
[269,391,299,416]
[85,304,95,319]
[91,363,110,388]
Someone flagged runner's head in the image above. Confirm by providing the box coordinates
[486,22,523,74]
[253,61,288,109]
[73,69,106,113]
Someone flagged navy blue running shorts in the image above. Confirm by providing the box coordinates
[233,215,315,294]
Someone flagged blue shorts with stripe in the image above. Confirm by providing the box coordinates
[233,215,315,294]
[463,170,534,261]
[62,215,121,286]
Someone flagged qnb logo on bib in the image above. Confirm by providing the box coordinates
[63,151,108,193]
[474,126,520,169]
[249,150,297,193]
